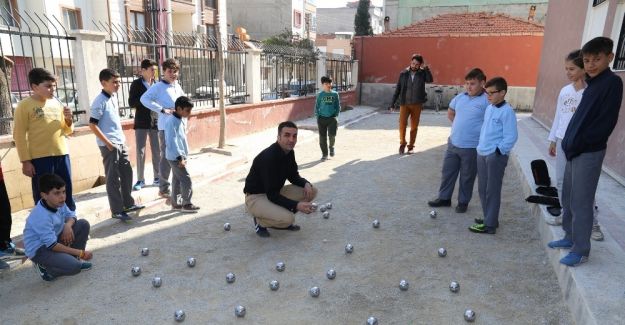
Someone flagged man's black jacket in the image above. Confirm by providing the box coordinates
[391,67,433,107]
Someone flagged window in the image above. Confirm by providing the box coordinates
[293,10,302,28]
[614,13,625,70]
[130,11,145,30]
[0,0,17,27]
[593,0,607,6]
[62,7,82,30]
[204,0,216,9]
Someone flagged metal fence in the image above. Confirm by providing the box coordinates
[94,22,248,118]
[0,10,80,128]
[259,44,318,101]
[324,53,354,92]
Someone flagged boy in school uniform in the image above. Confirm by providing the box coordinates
[428,68,488,213]
[140,58,185,198]
[548,37,623,267]
[164,96,200,213]
[23,174,92,281]
[315,76,341,161]
[13,68,76,211]
[469,77,518,234]
[89,68,144,221]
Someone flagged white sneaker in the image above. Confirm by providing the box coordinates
[591,224,604,241]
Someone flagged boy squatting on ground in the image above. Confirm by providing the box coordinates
[164,96,200,213]
[469,77,518,235]
[428,68,488,214]
[140,58,185,199]
[89,68,144,222]
[13,68,76,211]
[23,174,92,281]
[548,36,623,267]
[315,76,341,161]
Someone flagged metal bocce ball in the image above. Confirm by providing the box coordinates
[224,223,231,231]
[141,248,149,256]
[226,272,236,283]
[366,316,379,325]
[326,269,336,280]
[438,247,447,257]
[399,279,409,291]
[320,205,327,213]
[430,210,437,218]
[322,211,330,219]
[269,280,280,291]
[131,266,142,276]
[311,202,318,211]
[450,281,460,293]
[325,202,333,210]
[464,309,476,322]
[174,310,185,322]
[309,286,320,297]
[372,219,380,228]
[276,261,286,272]
[187,257,196,267]
[345,243,354,254]
[234,305,246,317]
[152,277,162,288]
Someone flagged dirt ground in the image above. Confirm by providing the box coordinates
[0,113,572,324]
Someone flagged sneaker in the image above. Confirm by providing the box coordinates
[547,238,573,249]
[124,204,145,213]
[559,252,588,267]
[455,203,468,213]
[591,224,604,241]
[111,212,133,221]
[132,180,145,191]
[0,259,8,269]
[181,204,200,213]
[406,146,414,154]
[80,262,92,271]
[428,198,451,207]
[399,144,406,155]
[254,218,270,237]
[34,263,55,281]
[321,156,328,161]
[473,218,499,228]
[270,224,301,231]
[329,147,335,157]
[158,191,171,198]
[0,241,25,256]
[546,216,562,226]
[171,205,183,211]
[153,178,160,186]
[468,223,496,234]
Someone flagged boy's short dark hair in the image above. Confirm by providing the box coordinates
[39,174,66,194]
[465,68,486,81]
[581,37,614,56]
[162,58,180,71]
[278,121,297,135]
[99,68,121,82]
[484,77,508,92]
[28,68,56,86]
[566,49,584,69]
[321,76,333,84]
[175,96,193,110]
[411,54,423,63]
[141,59,158,70]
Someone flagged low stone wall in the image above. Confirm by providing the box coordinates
[360,83,536,112]
[0,90,356,212]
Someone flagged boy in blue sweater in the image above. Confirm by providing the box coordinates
[23,174,92,281]
[469,77,518,234]
[165,96,200,213]
[315,76,341,160]
[548,37,623,267]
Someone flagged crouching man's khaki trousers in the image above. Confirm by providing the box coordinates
[245,185,318,228]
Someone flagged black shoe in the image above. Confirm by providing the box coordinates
[329,147,335,157]
[474,218,499,228]
[124,204,145,212]
[428,198,451,207]
[112,212,133,221]
[34,263,55,281]
[270,224,301,231]
[181,204,200,213]
[254,218,270,237]
[455,203,468,213]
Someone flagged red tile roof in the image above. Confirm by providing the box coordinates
[376,12,544,38]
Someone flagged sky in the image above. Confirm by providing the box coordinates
[314,0,384,8]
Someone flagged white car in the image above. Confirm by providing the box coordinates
[195,80,236,100]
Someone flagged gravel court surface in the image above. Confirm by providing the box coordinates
[0,112,572,324]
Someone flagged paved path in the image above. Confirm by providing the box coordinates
[0,112,571,324]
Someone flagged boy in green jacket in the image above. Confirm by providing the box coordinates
[315,76,341,161]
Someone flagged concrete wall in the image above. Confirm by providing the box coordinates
[316,7,384,35]
[360,83,535,111]
[353,35,543,87]
[0,90,356,212]
[532,0,625,181]
[227,0,292,40]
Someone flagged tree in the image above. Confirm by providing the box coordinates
[264,28,315,51]
[215,15,227,149]
[354,0,373,36]
[0,56,14,135]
